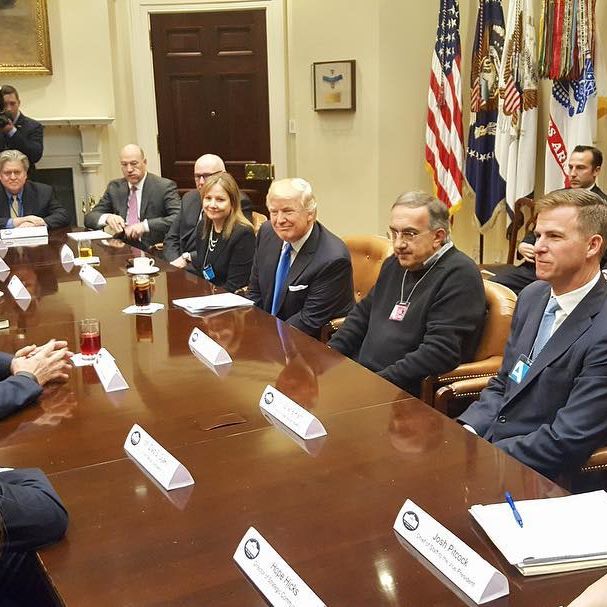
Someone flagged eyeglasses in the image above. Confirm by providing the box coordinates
[195,171,222,182]
[387,228,431,242]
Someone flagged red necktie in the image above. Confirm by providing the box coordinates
[126,186,139,225]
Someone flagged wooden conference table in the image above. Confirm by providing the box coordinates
[0,231,603,606]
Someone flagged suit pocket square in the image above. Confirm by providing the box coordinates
[288,284,309,292]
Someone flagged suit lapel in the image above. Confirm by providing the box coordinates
[185,195,202,242]
[505,279,607,404]
[139,175,151,219]
[118,180,129,219]
[21,182,34,216]
[0,188,10,217]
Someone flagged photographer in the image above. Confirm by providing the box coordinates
[0,85,43,173]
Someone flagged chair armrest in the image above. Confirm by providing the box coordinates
[581,446,607,473]
[434,376,493,416]
[319,317,345,344]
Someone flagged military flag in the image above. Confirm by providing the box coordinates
[465,0,507,226]
[425,0,464,213]
[494,0,539,217]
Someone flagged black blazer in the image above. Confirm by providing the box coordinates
[248,221,354,338]
[0,181,69,229]
[193,222,255,292]
[163,190,254,263]
[84,172,181,248]
[0,113,44,169]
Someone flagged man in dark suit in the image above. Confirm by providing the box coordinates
[84,144,180,250]
[248,178,354,339]
[0,85,43,173]
[163,153,252,269]
[459,188,607,482]
[0,339,72,421]
[329,192,486,397]
[491,145,606,293]
[0,150,69,229]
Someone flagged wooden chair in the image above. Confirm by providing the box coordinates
[320,234,392,343]
[420,280,517,408]
[506,196,536,264]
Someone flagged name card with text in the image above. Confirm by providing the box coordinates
[393,499,508,604]
[124,424,194,491]
[93,348,129,392]
[234,527,325,607]
[0,243,7,258]
[259,385,326,440]
[0,257,9,281]
[1,225,48,240]
[79,264,106,287]
[8,275,31,302]
[188,327,232,366]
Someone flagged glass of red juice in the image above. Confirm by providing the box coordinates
[79,319,101,359]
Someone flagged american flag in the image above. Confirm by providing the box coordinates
[425,0,464,212]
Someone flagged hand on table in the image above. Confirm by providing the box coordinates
[124,222,146,240]
[11,339,73,385]
[106,214,126,234]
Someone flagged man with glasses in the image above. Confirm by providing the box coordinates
[0,149,69,229]
[84,144,180,250]
[248,178,354,339]
[163,153,252,269]
[329,191,485,397]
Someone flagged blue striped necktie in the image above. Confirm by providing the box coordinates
[531,296,560,359]
[271,243,292,315]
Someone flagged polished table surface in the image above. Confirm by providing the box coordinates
[0,231,604,606]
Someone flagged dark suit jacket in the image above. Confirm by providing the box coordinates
[193,222,255,292]
[248,221,354,338]
[0,113,43,169]
[163,190,254,263]
[459,277,607,480]
[0,181,69,230]
[84,172,180,248]
[0,352,42,421]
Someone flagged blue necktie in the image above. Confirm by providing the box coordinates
[271,243,292,315]
[531,296,560,359]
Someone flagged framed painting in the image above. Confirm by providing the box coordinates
[0,0,52,75]
[313,60,356,111]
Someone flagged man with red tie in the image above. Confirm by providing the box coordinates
[84,144,180,250]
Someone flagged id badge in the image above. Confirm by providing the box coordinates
[202,265,215,281]
[389,302,409,322]
[508,354,531,384]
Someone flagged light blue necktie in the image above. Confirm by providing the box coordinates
[531,296,560,359]
[271,243,292,315]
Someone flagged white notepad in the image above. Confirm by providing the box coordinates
[172,293,254,312]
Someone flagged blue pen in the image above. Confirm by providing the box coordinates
[505,491,524,528]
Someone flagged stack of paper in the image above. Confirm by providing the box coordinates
[172,293,254,313]
[67,230,110,241]
[470,490,607,576]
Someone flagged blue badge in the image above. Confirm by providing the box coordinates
[508,355,532,384]
[202,265,215,281]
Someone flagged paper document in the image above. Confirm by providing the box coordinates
[172,293,254,312]
[67,230,110,241]
[470,490,607,574]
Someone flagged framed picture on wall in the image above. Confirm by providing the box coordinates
[0,0,52,75]
[313,60,356,111]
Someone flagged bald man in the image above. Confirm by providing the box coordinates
[163,153,253,268]
[84,144,180,250]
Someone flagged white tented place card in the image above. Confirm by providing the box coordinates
[0,243,7,258]
[60,244,75,264]
[123,423,194,491]
[67,230,109,241]
[393,499,508,604]
[7,275,31,301]
[188,326,232,366]
[0,225,48,240]
[0,257,9,282]
[73,256,100,266]
[234,526,326,607]
[93,348,129,392]
[79,264,106,286]
[259,385,327,440]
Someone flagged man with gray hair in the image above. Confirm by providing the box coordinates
[248,178,354,338]
[459,188,607,482]
[0,150,69,229]
[163,153,253,268]
[329,191,486,397]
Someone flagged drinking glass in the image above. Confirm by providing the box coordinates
[79,318,101,359]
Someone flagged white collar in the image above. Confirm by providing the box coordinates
[422,240,453,267]
[130,173,147,191]
[287,223,315,254]
[551,271,601,316]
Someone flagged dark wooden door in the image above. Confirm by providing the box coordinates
[150,10,271,210]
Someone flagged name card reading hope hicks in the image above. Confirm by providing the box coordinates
[79,264,106,286]
[188,327,232,366]
[93,348,129,392]
[393,499,508,604]
[234,526,325,607]
[124,424,194,491]
[259,385,327,440]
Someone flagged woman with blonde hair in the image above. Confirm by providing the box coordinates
[193,172,255,292]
